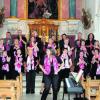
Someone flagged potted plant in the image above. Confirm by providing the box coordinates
[0,7,5,27]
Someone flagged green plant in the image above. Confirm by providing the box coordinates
[0,7,5,27]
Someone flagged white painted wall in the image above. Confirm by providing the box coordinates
[0,18,30,38]
[94,0,100,41]
[0,0,4,8]
[83,0,100,41]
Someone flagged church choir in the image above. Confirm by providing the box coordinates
[0,30,100,100]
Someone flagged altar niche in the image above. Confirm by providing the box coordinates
[28,19,58,41]
[28,0,58,19]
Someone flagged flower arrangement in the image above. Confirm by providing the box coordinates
[0,7,5,27]
[81,8,92,29]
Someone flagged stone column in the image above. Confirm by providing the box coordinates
[10,0,17,17]
[69,0,76,18]
[0,0,4,8]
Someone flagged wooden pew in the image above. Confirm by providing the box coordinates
[0,83,16,100]
[19,73,23,96]
[81,77,86,89]
[85,78,100,100]
[0,73,23,100]
[96,88,100,100]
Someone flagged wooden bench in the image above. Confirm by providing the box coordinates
[0,73,23,100]
[19,73,23,96]
[81,77,86,89]
[84,78,100,100]
[0,83,16,100]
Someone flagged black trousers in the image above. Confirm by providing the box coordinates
[2,70,10,80]
[10,70,20,80]
[90,64,97,79]
[26,70,36,93]
[0,70,3,79]
[58,68,70,93]
[96,75,100,79]
[41,75,59,100]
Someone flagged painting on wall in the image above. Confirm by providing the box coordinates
[28,0,58,19]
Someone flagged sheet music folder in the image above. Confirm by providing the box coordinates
[71,69,83,83]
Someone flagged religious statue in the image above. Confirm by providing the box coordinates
[0,7,5,27]
[81,8,92,29]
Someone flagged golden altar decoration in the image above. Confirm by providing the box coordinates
[28,19,58,39]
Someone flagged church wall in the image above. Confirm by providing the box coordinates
[0,0,4,8]
[0,18,83,39]
[62,0,69,19]
[76,0,82,19]
[17,0,25,18]
[0,19,30,38]
[4,0,10,17]
[62,0,82,19]
[82,0,100,42]
[93,0,100,41]
[0,0,93,41]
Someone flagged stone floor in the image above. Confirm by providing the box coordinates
[22,93,73,100]
[21,74,75,100]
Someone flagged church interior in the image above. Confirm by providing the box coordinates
[0,0,100,100]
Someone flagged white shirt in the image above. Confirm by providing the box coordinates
[61,55,71,69]
[27,56,35,72]
[64,56,71,69]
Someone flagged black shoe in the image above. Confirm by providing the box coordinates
[31,91,35,94]
[40,91,43,94]
[64,91,68,94]
[26,91,30,94]
[26,92,30,94]
[64,92,67,94]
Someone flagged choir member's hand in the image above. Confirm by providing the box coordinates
[71,47,74,51]
[43,69,48,74]
[36,60,39,66]
[78,59,82,64]
[55,71,58,75]
[7,57,11,62]
[19,36,22,41]
[83,61,87,65]
[90,43,93,47]
[54,44,56,49]
[95,60,99,64]
[58,61,64,71]
[91,58,95,64]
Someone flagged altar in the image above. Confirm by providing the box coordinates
[28,19,58,39]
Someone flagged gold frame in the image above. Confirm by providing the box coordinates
[25,0,62,20]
